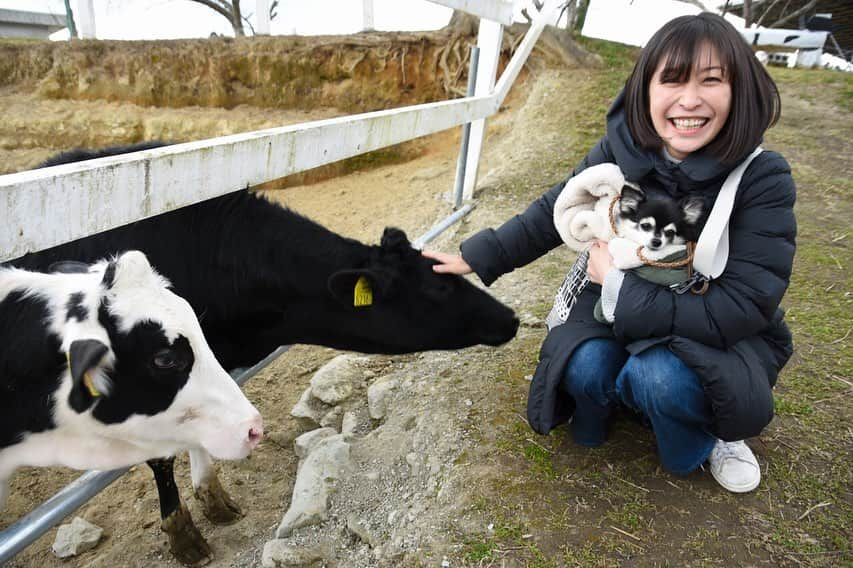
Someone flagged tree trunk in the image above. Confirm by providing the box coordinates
[232,0,245,36]
[445,10,478,37]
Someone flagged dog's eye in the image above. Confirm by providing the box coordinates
[664,230,676,239]
[640,223,653,231]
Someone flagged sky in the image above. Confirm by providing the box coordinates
[0,0,481,40]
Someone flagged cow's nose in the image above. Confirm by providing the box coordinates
[246,417,264,449]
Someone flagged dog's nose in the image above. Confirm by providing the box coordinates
[650,238,662,249]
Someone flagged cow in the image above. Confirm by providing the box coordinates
[0,251,263,512]
[7,142,519,564]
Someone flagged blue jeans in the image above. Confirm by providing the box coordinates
[559,338,716,475]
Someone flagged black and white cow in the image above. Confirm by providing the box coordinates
[0,251,263,510]
[7,142,519,564]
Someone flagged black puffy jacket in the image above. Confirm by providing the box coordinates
[461,92,796,441]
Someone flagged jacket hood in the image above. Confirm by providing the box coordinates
[605,90,734,196]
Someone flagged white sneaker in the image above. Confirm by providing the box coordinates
[708,439,761,493]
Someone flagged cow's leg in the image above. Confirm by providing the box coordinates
[147,457,212,565]
[189,448,242,524]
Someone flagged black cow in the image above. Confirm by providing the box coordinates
[8,142,518,564]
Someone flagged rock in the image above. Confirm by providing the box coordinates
[367,377,398,419]
[346,514,378,547]
[406,452,422,477]
[319,405,344,429]
[310,354,366,405]
[261,539,330,567]
[51,516,103,558]
[341,411,359,437]
[293,427,337,459]
[290,386,330,424]
[275,435,352,537]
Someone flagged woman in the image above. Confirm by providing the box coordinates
[424,12,796,493]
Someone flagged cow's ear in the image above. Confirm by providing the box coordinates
[327,269,379,308]
[107,250,155,290]
[380,228,411,254]
[67,339,112,412]
[619,185,645,216]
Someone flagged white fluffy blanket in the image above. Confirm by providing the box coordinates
[552,163,685,270]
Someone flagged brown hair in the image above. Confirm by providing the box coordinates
[623,12,781,164]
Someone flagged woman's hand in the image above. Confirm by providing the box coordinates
[421,250,472,275]
[586,240,614,284]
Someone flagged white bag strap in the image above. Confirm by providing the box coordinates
[692,146,764,279]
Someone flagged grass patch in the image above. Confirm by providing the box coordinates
[770,66,853,113]
[523,442,558,479]
[773,396,814,417]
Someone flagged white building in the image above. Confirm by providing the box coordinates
[0,8,64,39]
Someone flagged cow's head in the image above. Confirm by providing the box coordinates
[324,228,519,353]
[58,251,262,460]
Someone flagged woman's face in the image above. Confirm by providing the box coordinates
[648,44,732,160]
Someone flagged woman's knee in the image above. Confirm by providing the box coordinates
[562,338,626,399]
[616,347,701,411]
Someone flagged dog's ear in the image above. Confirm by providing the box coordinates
[619,185,645,216]
[680,196,704,225]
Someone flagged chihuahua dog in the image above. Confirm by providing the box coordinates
[616,186,705,259]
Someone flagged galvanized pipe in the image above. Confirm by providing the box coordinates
[452,46,481,210]
[411,202,476,250]
[0,469,126,564]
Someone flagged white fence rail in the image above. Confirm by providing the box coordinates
[0,0,563,561]
[0,0,561,263]
[0,95,494,262]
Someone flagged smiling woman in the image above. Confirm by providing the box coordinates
[427,11,795,495]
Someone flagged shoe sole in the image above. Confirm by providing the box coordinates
[710,469,760,493]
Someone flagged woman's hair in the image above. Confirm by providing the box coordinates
[624,12,781,164]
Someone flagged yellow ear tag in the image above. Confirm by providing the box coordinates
[65,352,101,398]
[353,276,373,307]
[83,372,101,398]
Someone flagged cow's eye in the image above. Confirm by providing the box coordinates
[152,349,179,370]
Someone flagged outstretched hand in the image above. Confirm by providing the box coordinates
[421,250,473,275]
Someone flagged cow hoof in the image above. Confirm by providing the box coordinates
[195,473,243,524]
[161,504,213,566]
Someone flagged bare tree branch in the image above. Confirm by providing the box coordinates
[756,0,783,27]
[186,0,247,37]
[679,0,710,9]
[769,0,818,28]
[187,0,233,22]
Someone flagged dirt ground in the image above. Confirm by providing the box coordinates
[1,33,850,568]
